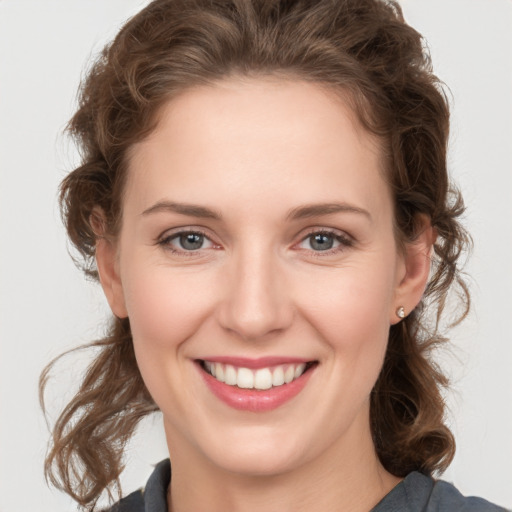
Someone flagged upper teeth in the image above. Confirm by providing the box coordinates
[204,362,307,390]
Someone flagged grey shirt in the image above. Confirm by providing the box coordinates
[106,459,507,511]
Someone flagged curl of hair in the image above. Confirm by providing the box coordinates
[40,319,157,508]
[40,0,471,508]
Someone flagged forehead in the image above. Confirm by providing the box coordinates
[124,77,391,220]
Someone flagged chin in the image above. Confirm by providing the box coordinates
[198,425,312,477]
[212,447,304,478]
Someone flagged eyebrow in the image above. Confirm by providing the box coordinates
[141,200,371,221]
[141,201,222,219]
[286,202,371,221]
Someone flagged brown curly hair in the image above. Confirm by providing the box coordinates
[40,0,471,508]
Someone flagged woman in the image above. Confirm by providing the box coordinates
[39,0,507,511]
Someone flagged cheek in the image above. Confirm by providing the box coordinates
[120,262,214,352]
[119,263,218,414]
[298,255,397,364]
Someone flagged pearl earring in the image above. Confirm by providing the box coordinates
[396,306,405,319]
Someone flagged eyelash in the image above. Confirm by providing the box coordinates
[157,229,215,256]
[296,228,354,256]
[156,228,354,256]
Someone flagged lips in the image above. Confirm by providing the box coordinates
[196,358,317,412]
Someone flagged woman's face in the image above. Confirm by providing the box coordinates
[99,77,424,477]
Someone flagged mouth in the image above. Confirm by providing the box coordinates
[198,359,317,391]
[195,358,318,411]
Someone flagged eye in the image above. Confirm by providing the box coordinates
[159,230,215,252]
[297,230,353,253]
[306,232,336,251]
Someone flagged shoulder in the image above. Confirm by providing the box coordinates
[101,459,171,512]
[372,472,508,512]
[427,476,508,511]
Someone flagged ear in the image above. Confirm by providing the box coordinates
[91,209,128,319]
[391,215,435,324]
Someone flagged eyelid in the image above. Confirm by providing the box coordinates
[154,225,354,256]
[293,227,354,255]
[156,226,220,253]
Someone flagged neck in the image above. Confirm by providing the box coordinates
[165,413,401,512]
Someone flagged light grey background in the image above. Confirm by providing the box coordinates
[0,1,511,510]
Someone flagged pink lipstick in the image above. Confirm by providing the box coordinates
[196,358,316,412]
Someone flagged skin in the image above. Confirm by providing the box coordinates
[96,77,434,512]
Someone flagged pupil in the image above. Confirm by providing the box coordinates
[311,233,333,251]
[180,233,203,250]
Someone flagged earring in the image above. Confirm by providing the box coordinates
[396,306,405,319]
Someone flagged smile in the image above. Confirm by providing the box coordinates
[197,358,317,412]
[202,361,311,390]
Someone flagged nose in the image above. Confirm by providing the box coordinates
[216,244,294,341]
